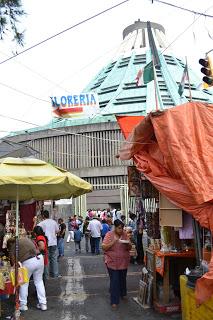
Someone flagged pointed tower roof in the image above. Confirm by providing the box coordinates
[84,19,213,116]
[8,20,213,136]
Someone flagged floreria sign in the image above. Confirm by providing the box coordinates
[50,93,99,118]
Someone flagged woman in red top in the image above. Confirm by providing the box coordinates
[102,219,132,308]
[33,226,49,282]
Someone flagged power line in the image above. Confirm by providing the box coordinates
[0,0,130,66]
[0,80,49,103]
[152,0,213,18]
[0,3,212,129]
[0,113,153,145]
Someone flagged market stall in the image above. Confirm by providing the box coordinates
[0,157,93,319]
[117,102,213,316]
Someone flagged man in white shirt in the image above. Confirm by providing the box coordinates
[87,217,102,255]
[38,210,59,278]
[112,209,121,223]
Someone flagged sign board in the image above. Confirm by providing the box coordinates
[50,93,99,118]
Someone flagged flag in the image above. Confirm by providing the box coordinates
[135,69,143,86]
[178,64,189,97]
[143,61,154,84]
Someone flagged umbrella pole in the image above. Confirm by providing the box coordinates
[14,187,20,320]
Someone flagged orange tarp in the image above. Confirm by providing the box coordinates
[118,101,213,304]
[116,115,144,139]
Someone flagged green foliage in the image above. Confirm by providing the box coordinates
[0,0,25,45]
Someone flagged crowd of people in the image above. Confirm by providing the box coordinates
[4,208,144,312]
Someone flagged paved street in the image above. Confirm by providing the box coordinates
[2,241,181,320]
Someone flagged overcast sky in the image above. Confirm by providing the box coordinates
[0,0,212,136]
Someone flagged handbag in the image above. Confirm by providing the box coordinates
[10,262,29,287]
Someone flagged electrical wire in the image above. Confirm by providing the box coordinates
[0,3,212,131]
[0,80,49,103]
[152,0,213,18]
[0,113,154,145]
[0,0,130,66]
[0,2,212,110]
[0,49,70,93]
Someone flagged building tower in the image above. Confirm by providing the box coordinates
[8,20,213,211]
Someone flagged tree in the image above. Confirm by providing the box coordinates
[0,0,25,46]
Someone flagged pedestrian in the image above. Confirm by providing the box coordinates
[87,216,102,255]
[136,213,144,264]
[67,217,74,243]
[83,217,90,253]
[125,226,137,264]
[106,214,113,230]
[7,237,47,311]
[33,225,49,282]
[121,215,126,225]
[74,225,82,253]
[102,219,132,308]
[57,218,66,260]
[71,215,79,231]
[128,213,137,242]
[38,210,60,278]
[112,209,121,223]
[101,219,110,241]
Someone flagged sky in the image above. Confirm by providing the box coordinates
[0,0,212,137]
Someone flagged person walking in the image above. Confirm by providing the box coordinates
[83,217,90,253]
[66,217,74,243]
[38,210,60,278]
[101,219,110,241]
[136,213,144,264]
[87,216,102,255]
[7,237,47,311]
[102,219,131,308]
[74,225,82,253]
[33,226,49,282]
[57,218,66,260]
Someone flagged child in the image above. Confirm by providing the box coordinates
[126,226,137,264]
[74,225,82,253]
[33,225,49,281]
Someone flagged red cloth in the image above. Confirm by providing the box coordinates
[116,115,144,139]
[20,202,36,231]
[103,231,130,270]
[35,235,48,266]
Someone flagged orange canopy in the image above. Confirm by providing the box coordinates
[118,102,213,304]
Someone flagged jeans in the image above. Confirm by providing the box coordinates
[43,265,49,282]
[57,237,65,256]
[48,245,59,278]
[85,235,90,252]
[75,241,81,251]
[90,237,100,254]
[20,255,46,306]
[67,231,74,242]
[136,233,144,264]
[107,268,127,305]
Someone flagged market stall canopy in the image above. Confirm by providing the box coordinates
[116,115,144,139]
[0,139,38,158]
[0,157,92,200]
[118,101,213,304]
[119,102,213,230]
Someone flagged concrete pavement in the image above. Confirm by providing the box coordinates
[2,240,181,320]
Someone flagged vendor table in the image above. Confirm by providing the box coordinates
[146,249,196,305]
